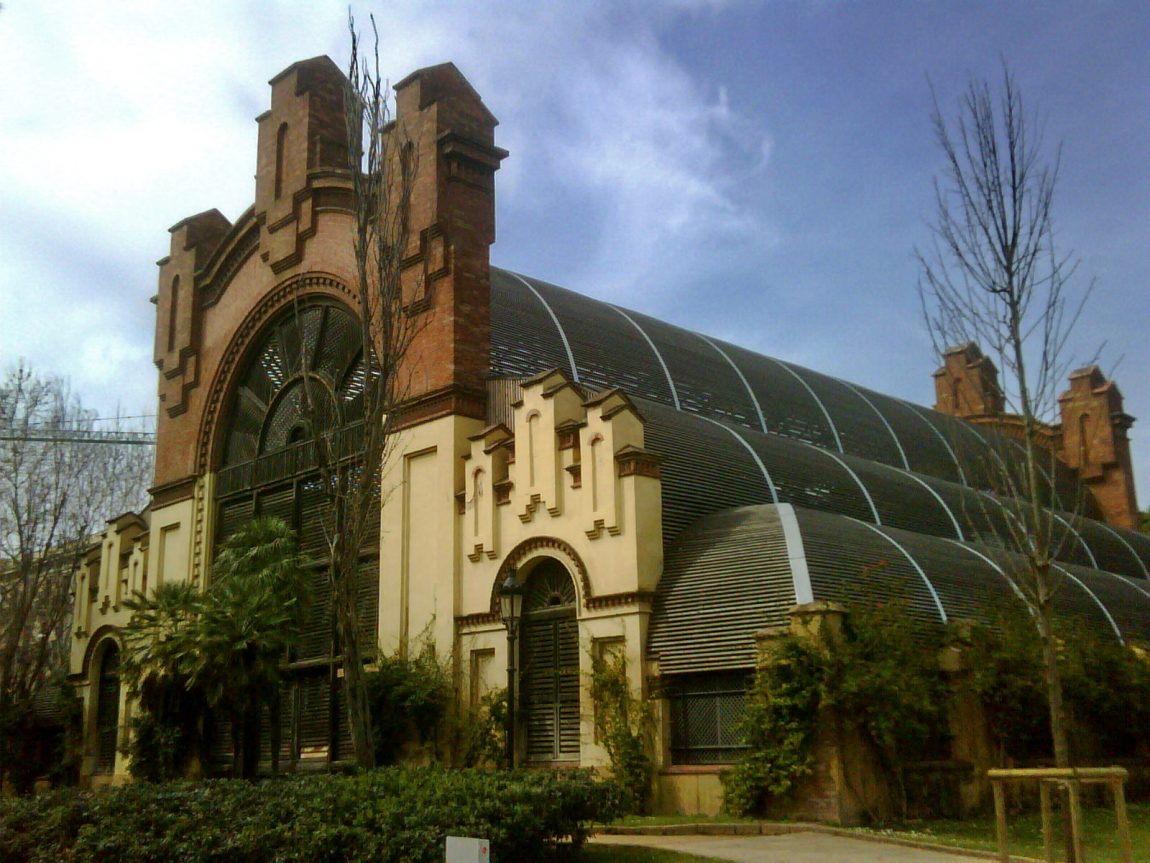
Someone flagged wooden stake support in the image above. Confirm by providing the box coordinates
[987,767,1132,863]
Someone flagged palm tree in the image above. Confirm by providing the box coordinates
[121,582,207,779]
[122,517,308,778]
[197,516,309,777]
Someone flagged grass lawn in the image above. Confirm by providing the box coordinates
[580,847,721,862]
[591,802,1149,861]
[856,802,1149,863]
[612,813,754,827]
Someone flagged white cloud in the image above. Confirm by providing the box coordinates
[0,0,774,419]
[5,1,1144,505]
[375,2,778,306]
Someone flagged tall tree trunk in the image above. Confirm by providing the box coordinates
[242,691,261,778]
[332,557,374,768]
[1036,597,1070,767]
[230,710,242,778]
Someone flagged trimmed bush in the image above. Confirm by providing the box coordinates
[0,767,624,863]
[365,650,452,765]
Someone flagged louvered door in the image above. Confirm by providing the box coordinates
[94,645,121,773]
[521,561,580,762]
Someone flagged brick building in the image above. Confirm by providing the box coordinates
[69,57,1149,815]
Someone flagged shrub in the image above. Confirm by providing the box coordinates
[966,616,1150,763]
[590,649,653,814]
[0,675,82,795]
[823,602,948,817]
[0,787,93,863]
[365,646,453,765]
[455,687,507,768]
[965,616,1051,761]
[1059,623,1150,759]
[0,767,625,863]
[722,637,822,816]
[723,601,948,819]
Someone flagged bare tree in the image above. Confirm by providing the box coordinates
[0,362,152,784]
[294,15,422,769]
[916,66,1094,772]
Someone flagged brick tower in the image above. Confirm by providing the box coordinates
[1058,365,1138,529]
[933,342,1005,420]
[387,63,508,426]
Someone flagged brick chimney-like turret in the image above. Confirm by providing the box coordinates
[255,56,353,273]
[388,63,508,425]
[1058,366,1138,529]
[933,343,1005,419]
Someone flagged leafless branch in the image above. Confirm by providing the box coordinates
[291,12,424,768]
[917,64,1100,771]
[0,361,151,779]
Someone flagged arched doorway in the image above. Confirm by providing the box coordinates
[94,642,121,774]
[520,559,580,762]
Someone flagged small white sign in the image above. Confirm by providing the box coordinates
[445,835,490,863]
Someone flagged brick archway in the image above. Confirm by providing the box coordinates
[196,272,357,475]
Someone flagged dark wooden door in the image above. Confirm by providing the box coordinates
[521,561,580,761]
[95,644,121,773]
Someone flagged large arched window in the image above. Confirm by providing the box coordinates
[213,300,375,768]
[219,302,366,474]
[520,559,580,762]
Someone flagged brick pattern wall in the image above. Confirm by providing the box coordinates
[149,58,506,494]
[933,345,1138,529]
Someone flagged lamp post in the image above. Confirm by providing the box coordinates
[499,568,525,769]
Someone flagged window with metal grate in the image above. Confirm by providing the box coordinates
[668,673,750,765]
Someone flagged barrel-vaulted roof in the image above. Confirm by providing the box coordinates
[491,269,1084,504]
[648,503,1150,675]
[489,267,1150,577]
[636,396,1150,580]
[489,267,1150,673]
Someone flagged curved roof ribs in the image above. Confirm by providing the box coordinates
[1094,521,1150,579]
[490,269,1147,581]
[777,503,814,605]
[897,468,965,539]
[838,379,911,469]
[696,333,769,434]
[506,271,580,383]
[852,519,948,623]
[697,417,780,506]
[643,400,1145,580]
[1053,563,1124,643]
[900,402,969,485]
[1050,512,1099,569]
[649,504,1150,675]
[765,357,844,452]
[807,444,882,525]
[608,305,681,409]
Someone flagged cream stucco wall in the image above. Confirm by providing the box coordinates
[375,370,667,768]
[69,483,211,785]
[378,413,486,658]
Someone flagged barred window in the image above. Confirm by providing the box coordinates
[668,673,749,765]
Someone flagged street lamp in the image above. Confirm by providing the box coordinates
[499,567,525,769]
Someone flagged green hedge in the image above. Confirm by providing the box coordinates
[0,767,624,863]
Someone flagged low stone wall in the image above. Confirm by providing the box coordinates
[654,766,726,816]
[651,601,1149,822]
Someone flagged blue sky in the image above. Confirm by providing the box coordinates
[1,1,1147,503]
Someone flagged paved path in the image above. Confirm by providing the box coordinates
[590,831,993,862]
